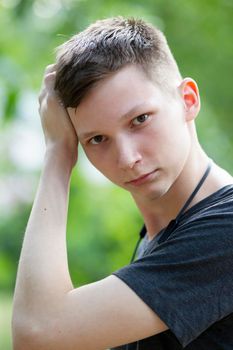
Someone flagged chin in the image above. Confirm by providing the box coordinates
[145,188,168,201]
[132,182,170,202]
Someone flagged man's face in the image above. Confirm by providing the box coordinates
[69,65,193,202]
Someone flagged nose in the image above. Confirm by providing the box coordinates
[115,136,142,170]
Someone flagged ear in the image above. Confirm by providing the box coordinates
[178,78,200,121]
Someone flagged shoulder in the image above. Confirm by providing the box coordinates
[179,184,233,233]
[113,188,233,347]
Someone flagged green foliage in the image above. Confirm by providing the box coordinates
[0,204,31,291]
[1,0,233,296]
[67,168,142,286]
[0,0,232,347]
[0,292,12,350]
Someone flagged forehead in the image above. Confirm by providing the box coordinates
[85,64,162,102]
[69,65,167,134]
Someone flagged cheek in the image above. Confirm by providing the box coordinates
[82,146,112,175]
[138,126,163,156]
[142,119,188,161]
[82,147,98,168]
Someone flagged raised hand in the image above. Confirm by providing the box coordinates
[38,64,78,166]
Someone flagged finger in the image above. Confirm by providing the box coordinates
[38,72,57,105]
[44,64,57,75]
[39,66,56,95]
[44,71,56,90]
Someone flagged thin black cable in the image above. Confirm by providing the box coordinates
[130,225,146,263]
[176,162,212,221]
[128,161,212,350]
[131,161,212,258]
[158,161,212,244]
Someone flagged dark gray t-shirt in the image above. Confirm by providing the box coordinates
[112,185,233,349]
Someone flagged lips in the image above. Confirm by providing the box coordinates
[126,170,157,186]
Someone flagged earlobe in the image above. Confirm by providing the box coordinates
[179,78,200,121]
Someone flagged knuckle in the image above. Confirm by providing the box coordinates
[44,64,56,74]
[44,72,56,88]
[44,73,53,83]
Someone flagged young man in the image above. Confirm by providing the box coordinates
[12,17,233,349]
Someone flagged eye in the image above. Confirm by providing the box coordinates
[89,135,106,145]
[132,114,149,126]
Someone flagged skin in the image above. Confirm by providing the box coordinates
[12,64,233,349]
[69,65,232,236]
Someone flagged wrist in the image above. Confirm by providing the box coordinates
[44,142,77,171]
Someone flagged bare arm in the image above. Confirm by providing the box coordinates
[12,65,78,345]
[12,65,167,350]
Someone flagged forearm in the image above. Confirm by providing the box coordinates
[13,145,74,329]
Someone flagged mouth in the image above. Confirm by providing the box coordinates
[126,170,157,186]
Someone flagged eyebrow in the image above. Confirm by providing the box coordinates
[78,101,153,140]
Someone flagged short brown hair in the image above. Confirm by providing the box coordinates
[55,17,182,108]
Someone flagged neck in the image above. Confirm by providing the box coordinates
[132,146,233,241]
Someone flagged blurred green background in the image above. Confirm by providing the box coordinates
[0,0,232,348]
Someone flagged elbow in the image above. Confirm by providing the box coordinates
[12,314,73,350]
[12,315,46,350]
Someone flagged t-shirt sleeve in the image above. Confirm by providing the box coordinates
[112,212,233,347]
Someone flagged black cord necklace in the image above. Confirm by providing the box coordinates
[130,162,212,263]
